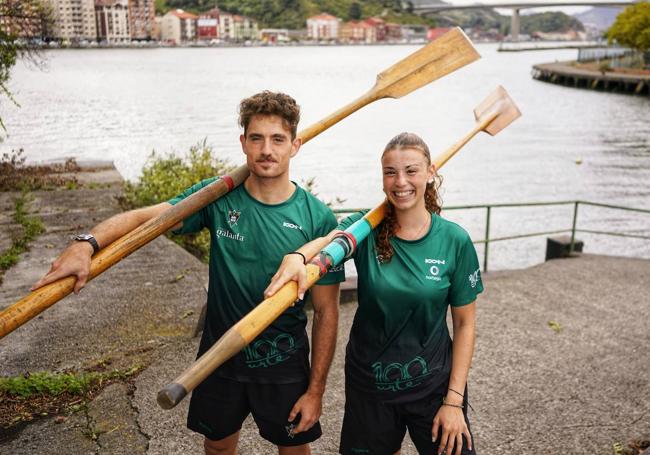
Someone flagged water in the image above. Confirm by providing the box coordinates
[2,44,649,270]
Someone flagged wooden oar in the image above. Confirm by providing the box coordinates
[0,27,479,340]
[156,85,521,409]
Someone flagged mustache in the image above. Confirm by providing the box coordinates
[256,156,278,163]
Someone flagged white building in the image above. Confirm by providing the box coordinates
[49,0,97,41]
[95,0,130,43]
[161,9,197,44]
[306,13,339,41]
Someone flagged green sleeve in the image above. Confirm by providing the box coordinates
[336,210,368,230]
[448,233,483,307]
[167,177,219,235]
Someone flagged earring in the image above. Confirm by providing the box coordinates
[427,179,434,184]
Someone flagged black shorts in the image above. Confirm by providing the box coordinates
[339,387,476,455]
[187,375,322,447]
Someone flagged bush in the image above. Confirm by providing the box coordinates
[121,140,235,262]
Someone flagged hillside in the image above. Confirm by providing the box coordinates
[573,6,623,31]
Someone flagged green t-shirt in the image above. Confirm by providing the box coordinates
[169,177,345,383]
[339,211,483,402]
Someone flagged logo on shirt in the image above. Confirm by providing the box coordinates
[282,221,303,230]
[227,209,241,227]
[244,333,297,368]
[425,258,445,281]
[372,357,432,392]
[469,268,481,288]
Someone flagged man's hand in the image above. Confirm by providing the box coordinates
[31,242,94,294]
[287,390,323,434]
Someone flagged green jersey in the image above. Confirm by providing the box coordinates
[169,178,344,383]
[339,211,483,402]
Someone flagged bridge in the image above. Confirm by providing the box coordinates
[413,0,640,40]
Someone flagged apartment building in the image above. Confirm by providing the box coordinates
[49,0,96,40]
[161,9,197,44]
[95,0,130,43]
[128,0,154,40]
[306,13,339,41]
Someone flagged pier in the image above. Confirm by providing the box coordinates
[532,60,650,95]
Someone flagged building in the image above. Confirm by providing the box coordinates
[259,28,289,44]
[364,17,386,42]
[49,0,97,41]
[128,0,154,40]
[160,9,197,44]
[339,20,375,43]
[219,12,257,41]
[427,27,452,42]
[385,22,402,41]
[401,24,428,42]
[306,13,339,41]
[0,0,49,39]
[197,7,219,41]
[95,0,130,43]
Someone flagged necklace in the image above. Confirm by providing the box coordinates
[398,212,431,240]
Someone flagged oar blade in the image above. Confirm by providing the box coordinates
[375,27,480,99]
[474,85,521,136]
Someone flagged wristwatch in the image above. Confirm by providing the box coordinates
[73,234,100,255]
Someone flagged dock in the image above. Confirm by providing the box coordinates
[532,60,650,95]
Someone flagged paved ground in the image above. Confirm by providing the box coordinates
[1,165,648,454]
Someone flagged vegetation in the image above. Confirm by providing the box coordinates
[0,149,79,191]
[156,0,436,28]
[520,12,584,35]
[607,2,650,54]
[0,190,45,284]
[121,140,235,261]
[0,367,142,429]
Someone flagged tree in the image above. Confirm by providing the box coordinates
[607,2,650,53]
[349,2,362,20]
[0,0,53,134]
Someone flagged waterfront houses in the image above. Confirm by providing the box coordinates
[161,9,197,44]
[197,8,220,41]
[306,13,339,41]
[95,0,130,44]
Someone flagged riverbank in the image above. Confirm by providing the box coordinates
[532,60,650,95]
[0,163,648,454]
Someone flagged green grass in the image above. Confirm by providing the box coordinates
[0,191,45,282]
[0,367,141,399]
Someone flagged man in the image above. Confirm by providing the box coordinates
[33,91,344,455]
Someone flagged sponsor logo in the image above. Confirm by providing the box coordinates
[372,356,432,392]
[215,228,245,242]
[285,423,296,439]
[425,258,445,281]
[227,209,240,227]
[469,268,481,288]
[330,263,344,273]
[244,333,297,368]
[282,221,303,230]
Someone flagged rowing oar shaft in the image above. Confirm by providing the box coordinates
[157,264,323,409]
[0,28,479,340]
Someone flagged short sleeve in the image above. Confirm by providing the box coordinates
[448,234,483,307]
[168,177,218,235]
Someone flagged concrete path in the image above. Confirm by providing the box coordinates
[1,166,648,454]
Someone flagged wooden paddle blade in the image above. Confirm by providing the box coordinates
[375,27,480,99]
[474,85,521,136]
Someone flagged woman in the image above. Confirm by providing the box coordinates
[265,132,483,455]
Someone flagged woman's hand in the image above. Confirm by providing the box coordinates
[264,253,309,300]
[432,401,472,455]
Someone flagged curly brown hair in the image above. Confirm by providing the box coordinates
[238,91,301,139]
[376,132,443,263]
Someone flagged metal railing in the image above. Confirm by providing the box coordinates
[334,200,650,272]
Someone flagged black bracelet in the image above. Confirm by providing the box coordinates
[448,387,464,399]
[442,397,464,409]
[286,251,306,265]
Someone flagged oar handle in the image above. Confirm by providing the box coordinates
[0,166,250,339]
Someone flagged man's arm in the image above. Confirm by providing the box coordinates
[32,202,176,293]
[288,282,340,433]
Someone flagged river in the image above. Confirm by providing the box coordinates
[1,43,648,270]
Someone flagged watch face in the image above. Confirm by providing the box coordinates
[74,234,93,241]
